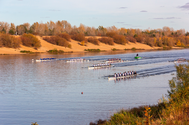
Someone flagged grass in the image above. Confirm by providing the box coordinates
[47,49,64,54]
[84,49,101,52]
[124,48,145,51]
[20,50,34,54]
[163,46,172,50]
[111,48,117,51]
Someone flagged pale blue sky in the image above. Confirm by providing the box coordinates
[0,0,189,31]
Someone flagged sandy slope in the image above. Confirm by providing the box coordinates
[0,35,154,54]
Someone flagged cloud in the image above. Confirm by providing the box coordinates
[153,18,164,19]
[119,7,127,9]
[116,22,125,24]
[179,2,189,10]
[115,22,132,26]
[153,17,181,19]
[140,10,147,12]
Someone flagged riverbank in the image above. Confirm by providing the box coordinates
[0,35,183,55]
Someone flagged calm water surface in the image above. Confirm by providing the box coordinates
[0,49,188,125]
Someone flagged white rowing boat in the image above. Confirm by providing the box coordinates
[88,65,113,70]
[108,74,137,81]
[33,58,57,62]
[66,59,89,63]
[105,58,123,64]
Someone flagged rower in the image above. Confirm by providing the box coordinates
[136,53,138,57]
[114,73,117,78]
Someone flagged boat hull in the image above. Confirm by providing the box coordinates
[134,56,141,59]
[88,65,113,70]
[108,74,137,81]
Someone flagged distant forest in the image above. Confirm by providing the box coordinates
[0,20,189,49]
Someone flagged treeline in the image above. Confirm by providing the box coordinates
[0,21,189,47]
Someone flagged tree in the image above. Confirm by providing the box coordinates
[78,23,86,34]
[9,23,16,35]
[168,63,189,102]
[97,26,107,36]
[16,25,26,35]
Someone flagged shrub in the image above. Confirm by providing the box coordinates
[43,36,71,48]
[84,49,101,52]
[131,47,136,51]
[9,30,15,35]
[47,49,64,54]
[87,37,99,45]
[135,35,143,43]
[20,33,41,48]
[106,32,117,38]
[71,33,85,42]
[144,37,154,47]
[57,33,71,41]
[20,50,34,54]
[111,48,117,51]
[127,36,136,43]
[0,33,21,48]
[113,35,127,45]
[98,37,114,45]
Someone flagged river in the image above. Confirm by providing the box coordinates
[0,49,188,125]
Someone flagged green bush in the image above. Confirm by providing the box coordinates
[47,49,64,54]
[131,47,136,51]
[84,49,101,52]
[20,33,41,48]
[111,48,117,51]
[20,50,34,54]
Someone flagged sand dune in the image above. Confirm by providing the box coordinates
[0,35,155,54]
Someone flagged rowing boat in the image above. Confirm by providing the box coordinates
[33,58,57,62]
[66,58,89,63]
[88,64,113,70]
[108,74,137,81]
[105,58,123,64]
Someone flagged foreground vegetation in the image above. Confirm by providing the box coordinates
[91,62,189,125]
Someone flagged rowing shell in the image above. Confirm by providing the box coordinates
[88,65,113,70]
[66,60,89,63]
[108,74,137,81]
[33,58,57,62]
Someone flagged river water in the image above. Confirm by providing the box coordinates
[0,49,188,125]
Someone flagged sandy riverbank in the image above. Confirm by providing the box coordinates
[0,35,180,55]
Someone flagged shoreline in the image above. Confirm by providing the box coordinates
[0,47,185,56]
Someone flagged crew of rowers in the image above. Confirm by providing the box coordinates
[107,58,121,61]
[114,71,137,78]
[93,63,111,67]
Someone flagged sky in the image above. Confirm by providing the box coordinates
[0,0,189,32]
